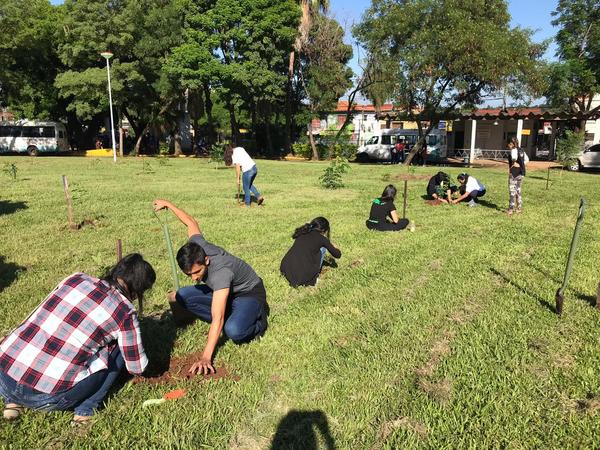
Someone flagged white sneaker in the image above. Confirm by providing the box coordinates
[467,199,477,207]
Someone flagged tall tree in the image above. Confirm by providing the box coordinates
[285,0,329,154]
[55,0,185,152]
[354,0,546,165]
[546,0,600,130]
[300,14,353,160]
[0,0,63,120]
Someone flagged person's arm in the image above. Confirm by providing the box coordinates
[188,287,229,375]
[390,209,400,223]
[452,191,470,204]
[117,312,149,375]
[320,235,341,259]
[153,199,201,238]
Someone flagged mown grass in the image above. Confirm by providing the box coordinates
[0,156,599,449]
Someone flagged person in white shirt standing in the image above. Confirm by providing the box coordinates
[507,137,528,216]
[452,173,486,206]
[224,145,265,207]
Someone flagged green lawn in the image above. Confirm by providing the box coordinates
[0,156,599,449]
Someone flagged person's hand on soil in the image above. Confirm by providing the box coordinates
[153,199,171,212]
[166,291,176,303]
[188,356,215,375]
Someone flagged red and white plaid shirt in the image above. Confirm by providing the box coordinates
[0,273,148,394]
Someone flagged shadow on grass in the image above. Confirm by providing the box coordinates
[137,312,179,377]
[271,410,336,450]
[0,255,25,293]
[490,267,556,313]
[476,199,503,211]
[526,263,597,307]
[0,200,27,216]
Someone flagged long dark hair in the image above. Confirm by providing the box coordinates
[435,171,450,184]
[102,253,156,302]
[224,144,234,166]
[293,217,330,239]
[380,184,397,202]
[457,173,469,183]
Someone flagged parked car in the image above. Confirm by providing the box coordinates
[356,128,447,163]
[569,143,600,171]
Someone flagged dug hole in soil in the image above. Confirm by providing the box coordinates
[132,352,240,386]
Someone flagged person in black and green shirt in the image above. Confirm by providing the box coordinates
[366,185,410,231]
[426,171,457,204]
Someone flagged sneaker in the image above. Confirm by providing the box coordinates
[257,196,265,206]
[467,199,477,207]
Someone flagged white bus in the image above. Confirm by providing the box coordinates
[0,121,70,156]
[356,128,447,162]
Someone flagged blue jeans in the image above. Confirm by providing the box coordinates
[320,247,326,267]
[242,166,261,206]
[176,284,266,343]
[0,346,124,417]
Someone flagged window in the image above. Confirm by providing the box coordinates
[589,144,600,152]
[366,136,379,145]
[381,135,392,145]
[21,126,56,138]
[0,126,21,137]
[426,135,438,145]
[397,134,417,144]
[59,130,65,139]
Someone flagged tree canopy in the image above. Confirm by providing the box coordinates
[354,0,546,164]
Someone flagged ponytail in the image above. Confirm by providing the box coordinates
[292,217,330,239]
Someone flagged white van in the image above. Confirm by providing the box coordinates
[0,121,70,156]
[356,128,447,162]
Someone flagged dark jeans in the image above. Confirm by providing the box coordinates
[176,282,267,343]
[242,166,261,205]
[0,346,124,417]
[468,189,486,201]
[366,218,409,231]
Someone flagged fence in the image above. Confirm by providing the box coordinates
[451,148,511,160]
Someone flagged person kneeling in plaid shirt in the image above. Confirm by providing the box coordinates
[0,253,155,424]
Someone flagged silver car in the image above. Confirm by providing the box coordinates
[570,143,600,171]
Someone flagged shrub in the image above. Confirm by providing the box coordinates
[209,143,226,168]
[291,143,312,159]
[3,163,18,180]
[556,130,584,168]
[319,157,350,189]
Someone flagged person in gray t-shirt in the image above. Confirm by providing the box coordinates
[153,200,268,376]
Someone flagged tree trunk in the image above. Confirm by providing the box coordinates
[308,121,319,160]
[285,50,295,155]
[174,129,182,156]
[265,102,273,156]
[403,121,437,165]
[203,82,215,146]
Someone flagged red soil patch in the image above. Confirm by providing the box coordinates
[425,199,444,206]
[132,352,240,386]
[393,173,431,181]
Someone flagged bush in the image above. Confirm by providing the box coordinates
[319,157,350,189]
[209,143,226,167]
[291,142,312,159]
[556,130,584,168]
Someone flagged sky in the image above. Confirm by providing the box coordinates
[331,0,559,75]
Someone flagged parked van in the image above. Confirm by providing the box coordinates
[0,121,70,156]
[356,128,447,162]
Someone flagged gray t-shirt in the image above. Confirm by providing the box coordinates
[189,234,260,295]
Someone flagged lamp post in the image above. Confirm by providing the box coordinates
[100,51,117,162]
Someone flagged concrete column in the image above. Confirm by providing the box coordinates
[470,119,477,164]
[516,118,523,147]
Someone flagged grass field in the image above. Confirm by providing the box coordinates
[0,156,599,449]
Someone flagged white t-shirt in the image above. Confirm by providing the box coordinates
[511,148,529,164]
[232,147,255,172]
[465,176,485,193]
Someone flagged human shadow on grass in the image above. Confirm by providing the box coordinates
[134,312,179,378]
[0,200,27,216]
[490,268,556,313]
[271,410,336,450]
[526,263,597,307]
[233,194,260,204]
[0,255,26,293]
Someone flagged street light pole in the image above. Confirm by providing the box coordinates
[100,51,117,163]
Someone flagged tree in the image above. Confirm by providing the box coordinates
[285,0,329,154]
[546,0,600,130]
[165,0,299,153]
[354,0,546,165]
[55,0,185,152]
[300,14,353,160]
[0,0,63,120]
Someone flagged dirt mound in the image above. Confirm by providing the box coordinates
[393,173,431,181]
[425,199,444,206]
[133,352,240,385]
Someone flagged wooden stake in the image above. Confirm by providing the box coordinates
[546,167,550,190]
[61,175,77,230]
[116,239,122,262]
[402,180,408,219]
[595,282,600,310]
